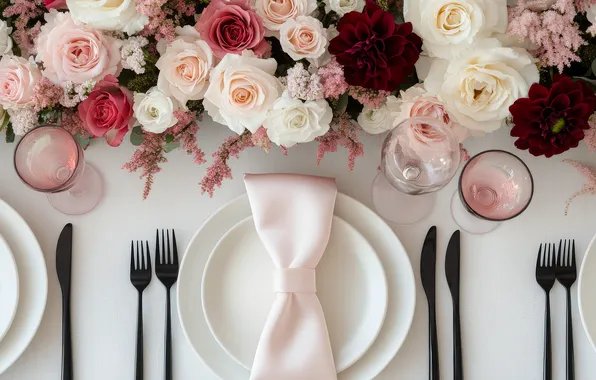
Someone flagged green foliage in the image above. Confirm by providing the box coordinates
[119,50,160,94]
[186,100,205,114]
[5,122,14,143]
[130,125,145,146]
[165,134,174,144]
[76,133,91,149]
[163,141,180,153]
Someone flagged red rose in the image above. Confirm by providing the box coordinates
[510,75,596,158]
[194,0,268,59]
[328,0,421,91]
[44,0,67,9]
[78,75,134,147]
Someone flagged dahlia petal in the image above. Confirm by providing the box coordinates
[528,84,549,100]
[370,11,394,38]
[354,22,370,41]
[550,93,571,110]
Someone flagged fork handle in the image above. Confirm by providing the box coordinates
[544,293,552,380]
[566,288,575,380]
[135,292,143,380]
[165,288,172,380]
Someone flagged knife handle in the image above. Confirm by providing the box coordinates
[61,292,73,380]
[429,305,440,380]
[453,306,463,380]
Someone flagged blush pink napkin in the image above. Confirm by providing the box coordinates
[244,173,338,380]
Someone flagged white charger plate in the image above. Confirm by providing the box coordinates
[178,193,416,380]
[579,233,596,352]
[0,233,19,343]
[0,199,48,375]
[202,216,388,373]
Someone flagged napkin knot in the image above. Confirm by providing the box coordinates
[274,268,316,293]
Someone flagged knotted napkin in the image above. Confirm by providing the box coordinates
[244,173,338,380]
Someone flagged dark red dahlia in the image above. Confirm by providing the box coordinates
[510,75,596,158]
[328,0,421,91]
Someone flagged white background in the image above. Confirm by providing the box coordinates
[1,119,596,380]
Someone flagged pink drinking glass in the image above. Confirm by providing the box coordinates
[14,125,103,215]
[450,150,534,234]
[372,117,460,225]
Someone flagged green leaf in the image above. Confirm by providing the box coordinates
[0,111,9,132]
[165,134,174,144]
[163,141,180,153]
[573,76,596,92]
[335,93,349,115]
[592,58,596,78]
[76,134,91,149]
[5,122,14,143]
[130,125,144,146]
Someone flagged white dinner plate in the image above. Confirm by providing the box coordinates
[579,232,596,352]
[178,193,416,380]
[0,199,48,375]
[0,233,19,343]
[202,216,388,373]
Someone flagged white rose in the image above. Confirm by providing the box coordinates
[156,37,214,107]
[324,0,365,16]
[133,88,178,134]
[357,96,400,134]
[254,0,317,34]
[588,4,596,27]
[0,20,12,56]
[423,39,539,133]
[264,90,332,147]
[404,0,507,59]
[280,16,328,62]
[204,52,282,134]
[66,0,149,35]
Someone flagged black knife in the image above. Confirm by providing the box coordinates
[446,230,463,380]
[56,223,73,380]
[421,226,439,380]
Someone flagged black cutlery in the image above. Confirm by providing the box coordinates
[445,230,462,380]
[130,241,152,380]
[421,226,439,380]
[156,230,179,380]
[556,239,577,380]
[56,223,73,380]
[536,243,556,380]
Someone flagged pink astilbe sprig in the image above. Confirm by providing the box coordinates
[316,115,364,170]
[168,110,206,165]
[507,0,585,72]
[317,59,349,100]
[563,159,596,215]
[136,0,176,41]
[251,126,272,152]
[32,77,63,112]
[347,86,391,109]
[60,110,89,138]
[200,131,255,197]
[584,114,596,153]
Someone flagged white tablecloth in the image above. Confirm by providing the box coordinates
[1,119,596,380]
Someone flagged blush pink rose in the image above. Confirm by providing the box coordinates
[0,55,42,110]
[44,0,67,9]
[195,0,268,58]
[35,10,122,85]
[78,75,134,147]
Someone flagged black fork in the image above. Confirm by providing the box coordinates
[130,241,151,380]
[536,243,556,380]
[156,230,179,380]
[557,239,577,380]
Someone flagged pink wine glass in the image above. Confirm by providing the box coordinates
[450,150,534,234]
[14,125,103,215]
[372,116,460,225]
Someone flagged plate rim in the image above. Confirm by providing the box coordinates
[200,215,389,373]
[177,192,416,380]
[578,231,596,353]
[0,232,19,343]
[0,198,48,375]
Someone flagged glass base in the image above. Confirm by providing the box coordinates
[372,172,435,225]
[450,192,499,234]
[48,164,103,215]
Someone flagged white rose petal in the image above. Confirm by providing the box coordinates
[66,0,149,35]
[0,20,13,56]
[280,16,328,64]
[133,88,178,134]
[405,0,507,59]
[255,0,318,34]
[264,90,332,147]
[357,96,400,134]
[423,38,539,133]
[324,0,365,16]
[156,38,214,108]
[588,4,596,27]
[204,52,282,134]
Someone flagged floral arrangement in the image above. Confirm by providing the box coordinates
[0,0,595,198]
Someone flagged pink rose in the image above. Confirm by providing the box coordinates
[44,0,67,9]
[35,10,122,85]
[195,0,268,58]
[0,56,42,110]
[78,75,134,147]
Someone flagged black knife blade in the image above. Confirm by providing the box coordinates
[420,226,439,380]
[56,223,73,380]
[446,230,463,380]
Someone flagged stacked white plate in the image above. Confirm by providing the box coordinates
[0,199,48,375]
[177,193,416,380]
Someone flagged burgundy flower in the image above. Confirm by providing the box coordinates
[510,75,596,158]
[328,0,421,91]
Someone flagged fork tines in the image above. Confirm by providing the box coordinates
[155,229,179,287]
[556,239,577,285]
[130,240,151,287]
[536,243,557,289]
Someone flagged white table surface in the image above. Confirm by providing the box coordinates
[1,119,596,380]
